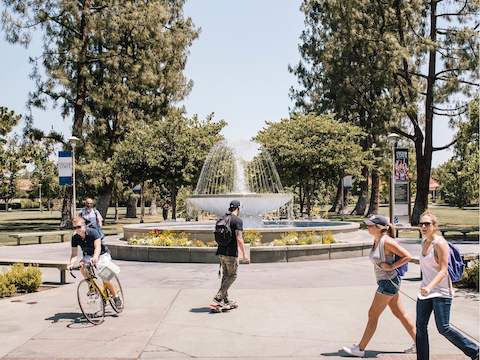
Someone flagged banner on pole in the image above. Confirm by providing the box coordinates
[393,148,410,224]
[58,151,72,185]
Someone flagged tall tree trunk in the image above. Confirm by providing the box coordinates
[114,198,119,222]
[60,0,91,227]
[367,170,380,216]
[329,178,342,213]
[170,186,178,220]
[412,0,436,225]
[126,194,138,218]
[60,186,73,228]
[149,194,157,215]
[96,183,113,220]
[351,168,369,216]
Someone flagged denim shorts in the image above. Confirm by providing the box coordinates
[377,275,401,296]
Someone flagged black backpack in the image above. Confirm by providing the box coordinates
[214,214,232,247]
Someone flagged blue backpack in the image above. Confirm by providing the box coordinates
[446,242,465,282]
[394,254,408,277]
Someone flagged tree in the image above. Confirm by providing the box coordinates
[255,113,371,217]
[2,0,199,225]
[389,0,479,222]
[433,98,479,207]
[0,107,23,209]
[114,112,225,220]
[290,0,404,216]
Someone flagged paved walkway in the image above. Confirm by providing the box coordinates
[0,237,478,359]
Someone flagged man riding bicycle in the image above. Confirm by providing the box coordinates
[68,217,122,308]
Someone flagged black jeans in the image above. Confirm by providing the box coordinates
[416,297,479,360]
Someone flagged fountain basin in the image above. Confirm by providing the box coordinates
[123,219,360,243]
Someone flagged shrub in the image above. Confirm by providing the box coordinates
[321,231,335,244]
[244,230,262,246]
[128,231,192,247]
[5,264,42,293]
[0,274,16,298]
[459,261,479,291]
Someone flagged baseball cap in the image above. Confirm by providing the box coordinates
[364,215,389,227]
[229,200,241,209]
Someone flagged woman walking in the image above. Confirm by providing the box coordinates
[416,211,479,360]
[343,215,416,357]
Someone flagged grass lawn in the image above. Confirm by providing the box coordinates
[0,205,478,245]
[0,207,165,245]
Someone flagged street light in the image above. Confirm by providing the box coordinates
[68,136,80,220]
[387,133,400,224]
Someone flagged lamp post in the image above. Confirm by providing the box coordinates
[68,136,80,220]
[387,133,400,224]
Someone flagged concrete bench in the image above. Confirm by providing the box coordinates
[395,225,422,239]
[8,230,71,246]
[0,259,69,284]
[438,226,479,240]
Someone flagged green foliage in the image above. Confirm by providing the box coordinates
[459,261,479,291]
[271,231,335,246]
[114,112,225,219]
[0,274,16,298]
[4,264,42,293]
[433,99,479,207]
[255,113,371,216]
[128,231,191,247]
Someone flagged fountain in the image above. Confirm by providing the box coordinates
[187,141,293,227]
[122,140,359,244]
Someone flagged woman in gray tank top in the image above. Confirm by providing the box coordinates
[343,215,416,358]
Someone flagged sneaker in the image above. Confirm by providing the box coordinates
[342,344,365,358]
[113,296,122,308]
[404,343,416,354]
[213,296,224,306]
[224,298,237,308]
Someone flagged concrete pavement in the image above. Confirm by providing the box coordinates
[0,238,478,359]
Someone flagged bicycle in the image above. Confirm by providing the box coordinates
[69,262,125,325]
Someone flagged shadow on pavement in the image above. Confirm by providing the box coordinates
[322,349,406,358]
[190,307,212,313]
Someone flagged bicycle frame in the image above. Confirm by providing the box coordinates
[70,264,110,303]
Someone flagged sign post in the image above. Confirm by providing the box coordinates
[58,151,73,186]
[393,147,410,225]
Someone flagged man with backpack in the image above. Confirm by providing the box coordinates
[213,200,247,308]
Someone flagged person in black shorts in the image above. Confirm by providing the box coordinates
[213,200,247,307]
[68,217,121,308]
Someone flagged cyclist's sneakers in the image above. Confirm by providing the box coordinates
[87,285,96,297]
[342,344,365,357]
[113,296,122,308]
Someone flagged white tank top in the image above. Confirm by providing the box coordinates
[418,237,452,299]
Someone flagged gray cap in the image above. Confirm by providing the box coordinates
[229,200,240,209]
[364,215,389,227]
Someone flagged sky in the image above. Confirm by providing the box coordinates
[0,0,455,166]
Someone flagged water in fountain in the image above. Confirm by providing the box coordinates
[189,141,292,227]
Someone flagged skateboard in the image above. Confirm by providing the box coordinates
[209,302,238,313]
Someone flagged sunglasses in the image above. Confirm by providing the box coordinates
[419,222,433,227]
[73,225,83,230]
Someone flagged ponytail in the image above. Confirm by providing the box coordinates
[387,223,396,238]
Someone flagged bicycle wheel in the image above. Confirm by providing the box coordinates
[77,279,105,325]
[107,274,125,314]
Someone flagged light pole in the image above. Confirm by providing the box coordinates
[68,136,80,221]
[39,183,43,213]
[387,133,400,224]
